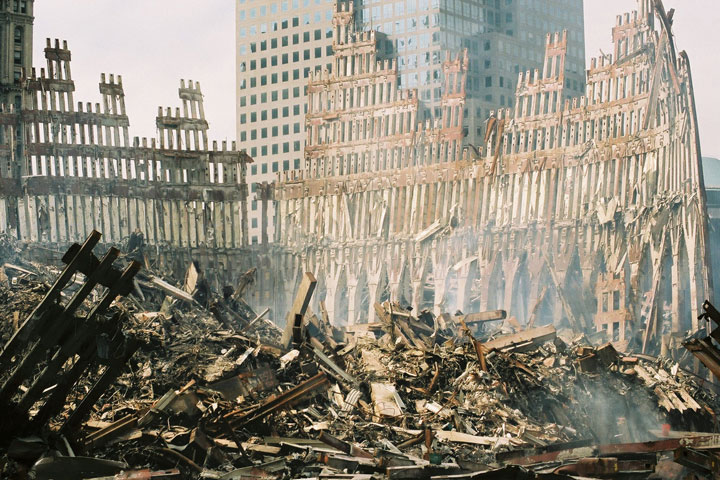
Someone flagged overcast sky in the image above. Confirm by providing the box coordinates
[32,1,720,158]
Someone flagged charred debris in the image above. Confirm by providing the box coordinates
[1,232,720,480]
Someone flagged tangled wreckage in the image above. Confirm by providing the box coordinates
[2,0,720,478]
[2,234,720,479]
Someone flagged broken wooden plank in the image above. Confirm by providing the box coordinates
[481,325,556,353]
[313,347,357,385]
[148,276,195,303]
[281,272,317,349]
[455,310,506,325]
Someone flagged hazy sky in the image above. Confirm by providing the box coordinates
[32,1,720,157]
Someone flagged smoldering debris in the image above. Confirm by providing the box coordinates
[0,233,720,479]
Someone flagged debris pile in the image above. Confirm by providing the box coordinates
[1,232,720,479]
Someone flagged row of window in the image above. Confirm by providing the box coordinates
[361,0,440,18]
[396,51,443,69]
[239,65,328,90]
[1,0,28,13]
[239,86,305,107]
[249,158,302,178]
[239,122,302,142]
[239,28,333,56]
[244,139,303,156]
[238,10,332,37]
[239,46,332,72]
[239,105,303,125]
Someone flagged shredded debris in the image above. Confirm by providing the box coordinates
[1,232,720,480]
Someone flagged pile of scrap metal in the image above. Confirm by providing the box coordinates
[1,246,720,480]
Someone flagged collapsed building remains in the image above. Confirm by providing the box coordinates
[0,0,715,358]
[0,36,254,286]
[270,0,714,355]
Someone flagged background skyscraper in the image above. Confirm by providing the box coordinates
[0,0,34,109]
[237,0,585,243]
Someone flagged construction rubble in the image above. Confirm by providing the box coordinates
[2,233,720,479]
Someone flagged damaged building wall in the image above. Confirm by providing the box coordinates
[272,0,714,353]
[0,37,255,285]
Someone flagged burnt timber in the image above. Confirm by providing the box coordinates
[271,0,714,353]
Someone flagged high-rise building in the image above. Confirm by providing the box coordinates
[356,0,585,142]
[237,0,585,243]
[235,0,335,243]
[0,0,34,109]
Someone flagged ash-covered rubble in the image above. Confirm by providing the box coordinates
[1,234,720,479]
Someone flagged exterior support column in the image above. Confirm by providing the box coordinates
[346,276,358,325]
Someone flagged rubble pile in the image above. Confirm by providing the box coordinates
[2,234,720,479]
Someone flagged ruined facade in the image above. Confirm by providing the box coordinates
[271,0,713,353]
[0,23,253,285]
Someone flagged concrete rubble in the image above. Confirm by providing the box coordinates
[1,233,720,479]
